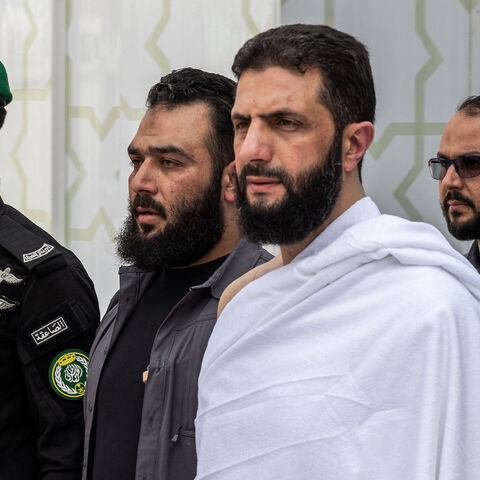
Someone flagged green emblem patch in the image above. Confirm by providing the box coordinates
[48,349,88,400]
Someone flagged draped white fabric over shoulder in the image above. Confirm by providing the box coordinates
[195,197,480,480]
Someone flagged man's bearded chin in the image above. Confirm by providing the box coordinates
[235,133,343,245]
[442,191,480,241]
[130,193,167,235]
[116,184,225,270]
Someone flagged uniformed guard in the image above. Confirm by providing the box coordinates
[0,60,100,479]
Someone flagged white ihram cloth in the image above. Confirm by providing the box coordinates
[195,197,480,480]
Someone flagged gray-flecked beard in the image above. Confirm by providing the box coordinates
[235,132,343,245]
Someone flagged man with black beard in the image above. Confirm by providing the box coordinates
[82,68,271,480]
[195,26,480,480]
[429,96,480,272]
[234,132,343,246]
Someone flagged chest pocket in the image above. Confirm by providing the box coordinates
[173,310,217,416]
[162,310,217,478]
[169,426,197,480]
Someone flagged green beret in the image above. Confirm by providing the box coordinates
[0,61,13,106]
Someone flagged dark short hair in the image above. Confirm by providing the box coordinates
[457,96,480,116]
[146,67,236,177]
[232,24,376,179]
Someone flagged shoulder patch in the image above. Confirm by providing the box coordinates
[31,316,69,346]
[23,243,54,263]
[0,295,18,311]
[48,349,88,400]
[0,266,24,285]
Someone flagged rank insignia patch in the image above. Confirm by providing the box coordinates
[31,316,69,346]
[0,267,23,285]
[48,350,88,400]
[0,295,18,311]
[23,243,54,263]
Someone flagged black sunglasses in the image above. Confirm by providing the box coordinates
[428,156,480,180]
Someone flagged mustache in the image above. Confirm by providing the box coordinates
[129,193,167,219]
[443,190,475,210]
[236,163,293,189]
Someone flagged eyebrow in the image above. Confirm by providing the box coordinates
[127,144,194,162]
[231,109,308,122]
[231,112,249,122]
[437,151,480,158]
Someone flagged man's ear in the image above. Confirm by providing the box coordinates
[342,121,375,173]
[222,160,237,204]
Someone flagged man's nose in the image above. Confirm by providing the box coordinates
[441,164,464,190]
[129,159,158,195]
[235,123,273,167]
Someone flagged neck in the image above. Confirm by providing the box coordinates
[186,226,241,267]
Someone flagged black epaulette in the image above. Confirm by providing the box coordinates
[0,214,64,273]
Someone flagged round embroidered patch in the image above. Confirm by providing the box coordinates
[48,349,88,400]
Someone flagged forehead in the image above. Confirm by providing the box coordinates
[233,66,330,117]
[440,112,480,156]
[131,102,212,150]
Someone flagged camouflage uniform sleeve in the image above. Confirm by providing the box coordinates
[16,257,99,480]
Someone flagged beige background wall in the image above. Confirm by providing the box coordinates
[0,0,479,311]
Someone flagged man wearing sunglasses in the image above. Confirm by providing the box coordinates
[429,96,480,272]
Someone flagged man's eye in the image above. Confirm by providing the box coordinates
[130,158,142,169]
[463,156,480,167]
[234,121,248,132]
[161,159,178,168]
[277,118,297,128]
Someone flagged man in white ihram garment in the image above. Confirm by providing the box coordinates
[194,24,480,480]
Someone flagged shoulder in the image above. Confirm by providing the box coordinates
[257,246,274,265]
[218,253,282,317]
[0,202,92,277]
[229,239,273,267]
[364,259,480,330]
[0,203,98,316]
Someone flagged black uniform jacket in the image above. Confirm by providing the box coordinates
[0,198,100,480]
[83,239,272,480]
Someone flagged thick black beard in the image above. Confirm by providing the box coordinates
[235,133,343,245]
[116,176,225,270]
[441,190,480,240]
